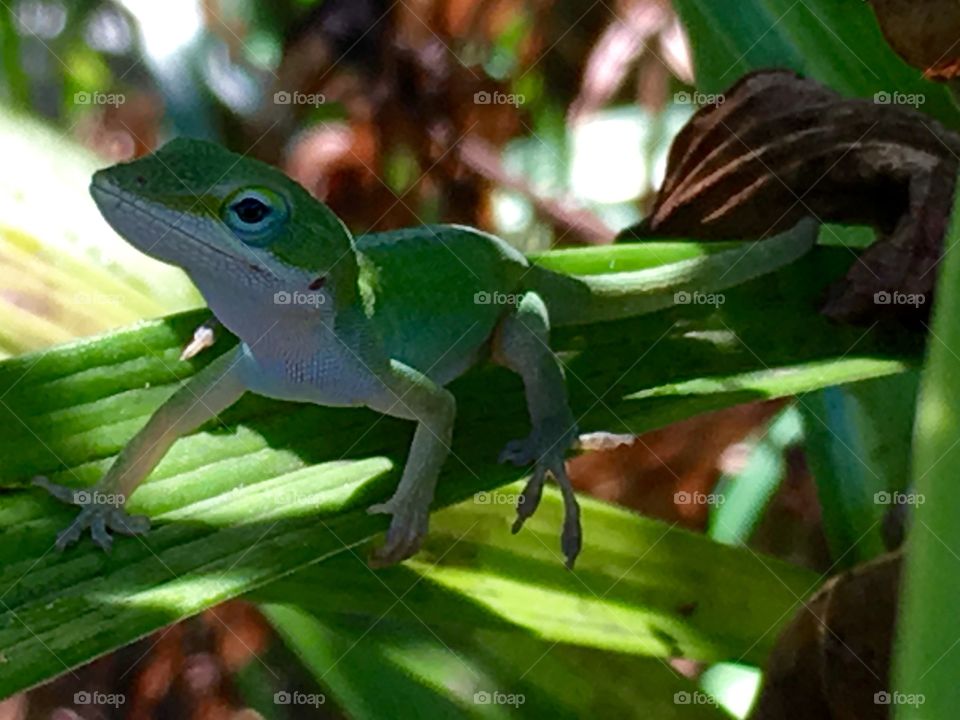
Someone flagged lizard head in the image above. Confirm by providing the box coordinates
[90,138,358,314]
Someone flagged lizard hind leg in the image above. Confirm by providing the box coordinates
[492,291,582,568]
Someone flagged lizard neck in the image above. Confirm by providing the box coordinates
[188,252,374,352]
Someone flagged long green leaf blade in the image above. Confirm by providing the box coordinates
[893,173,960,719]
[0,244,915,695]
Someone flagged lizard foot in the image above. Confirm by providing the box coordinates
[498,417,582,568]
[33,476,150,552]
[367,497,430,567]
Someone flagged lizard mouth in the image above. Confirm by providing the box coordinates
[90,178,270,276]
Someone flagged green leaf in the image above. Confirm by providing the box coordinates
[709,405,804,546]
[258,490,778,718]
[799,374,919,566]
[262,604,734,719]
[671,0,939,572]
[0,243,917,695]
[893,172,960,719]
[253,485,817,665]
[672,0,960,127]
[0,111,201,357]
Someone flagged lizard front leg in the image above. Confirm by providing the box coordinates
[492,291,582,568]
[366,360,456,566]
[35,346,248,551]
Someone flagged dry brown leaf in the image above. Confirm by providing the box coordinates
[868,0,960,80]
[620,69,960,324]
[750,552,900,720]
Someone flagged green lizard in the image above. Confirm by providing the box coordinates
[34,138,818,568]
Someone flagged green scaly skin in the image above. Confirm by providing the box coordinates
[34,139,819,568]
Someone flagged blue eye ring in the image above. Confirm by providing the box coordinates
[221,187,289,245]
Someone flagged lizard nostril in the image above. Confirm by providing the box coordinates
[134,175,147,187]
[308,276,326,291]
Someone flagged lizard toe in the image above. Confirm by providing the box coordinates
[508,444,583,568]
[368,500,429,567]
[511,465,546,533]
[107,508,151,536]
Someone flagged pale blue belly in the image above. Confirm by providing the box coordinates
[237,342,384,408]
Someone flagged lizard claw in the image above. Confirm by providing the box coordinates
[498,416,582,568]
[367,499,429,567]
[33,476,151,552]
[180,318,220,361]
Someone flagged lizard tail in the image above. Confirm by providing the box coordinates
[525,218,820,327]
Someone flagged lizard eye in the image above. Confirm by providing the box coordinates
[221,187,288,245]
